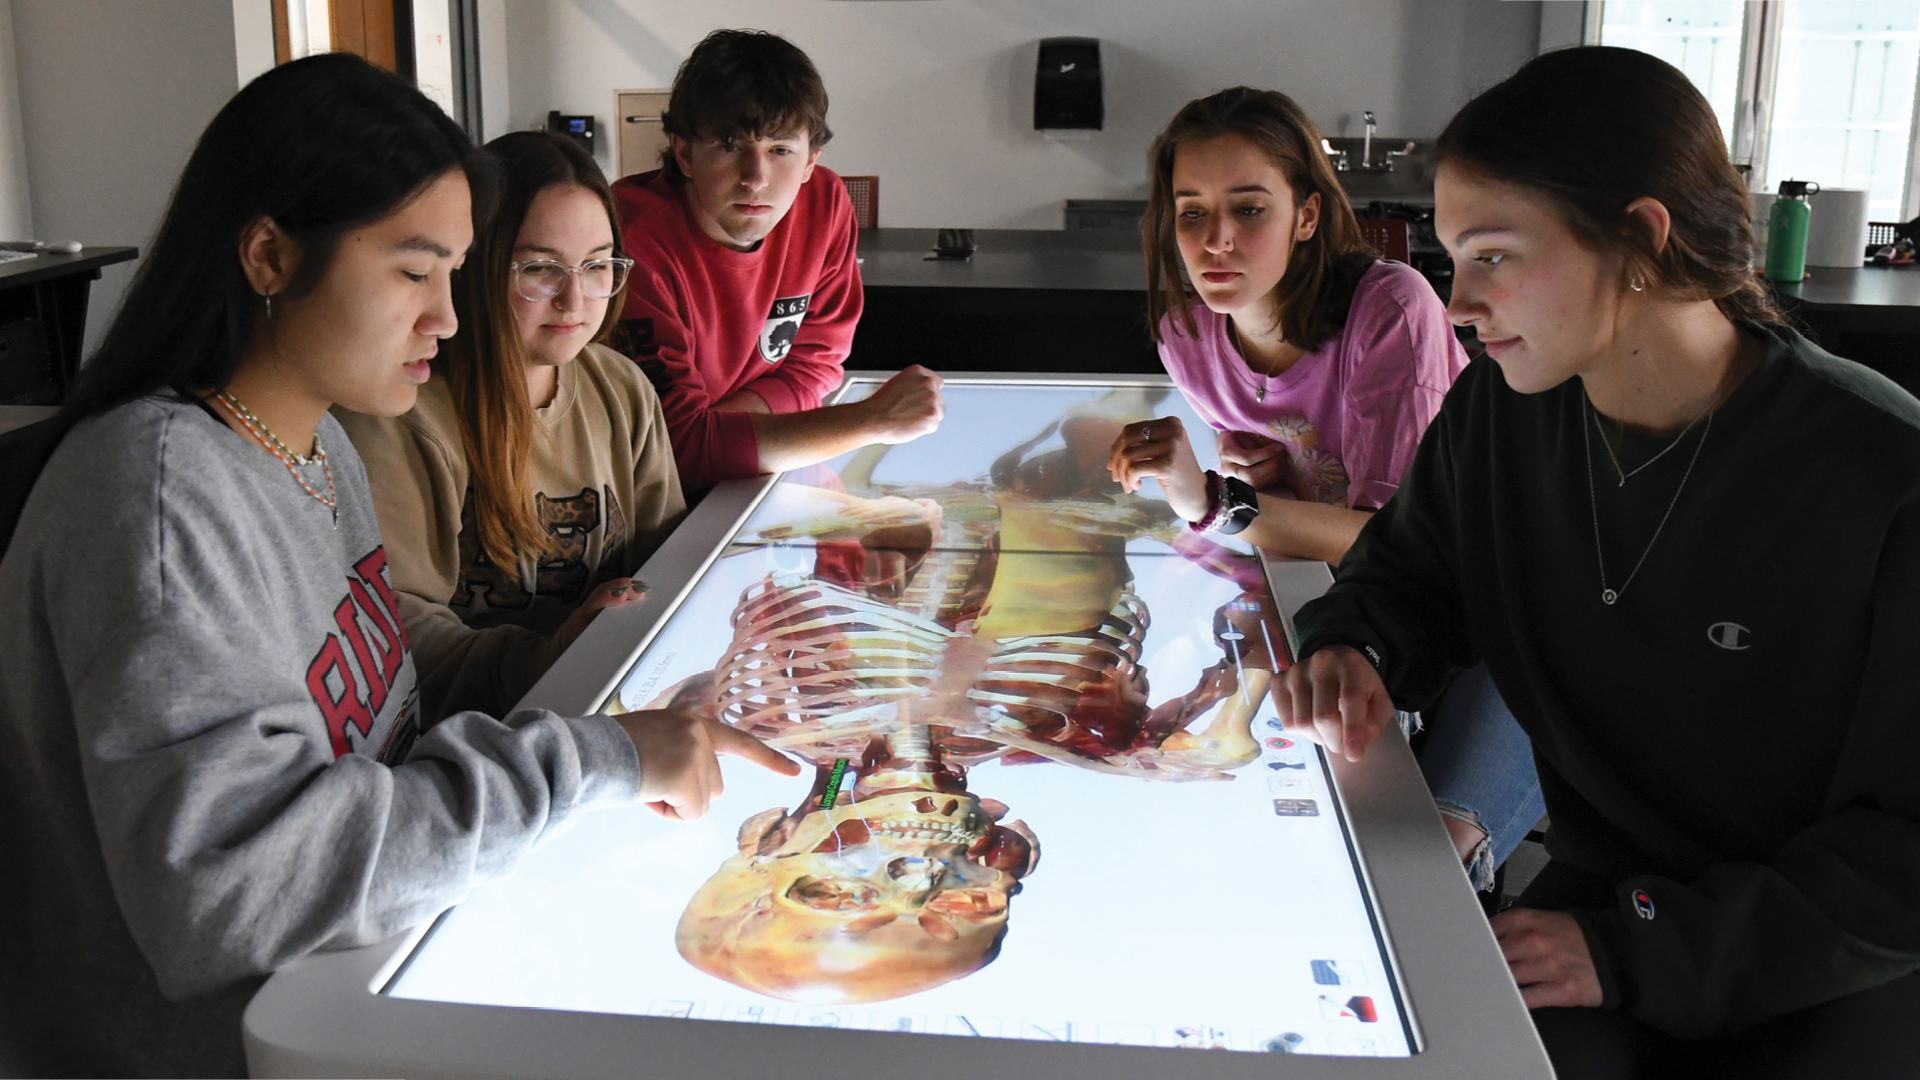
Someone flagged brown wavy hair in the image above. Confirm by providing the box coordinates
[659,29,832,180]
[1144,87,1377,350]
[441,130,627,572]
[1435,46,1781,326]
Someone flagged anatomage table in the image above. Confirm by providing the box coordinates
[243,375,1554,1080]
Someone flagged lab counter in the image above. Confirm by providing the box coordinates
[244,372,1550,1079]
[851,230,1161,375]
[1770,265,1920,399]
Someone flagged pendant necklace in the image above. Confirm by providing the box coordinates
[212,390,339,527]
[1582,393,1711,606]
[1226,322,1281,403]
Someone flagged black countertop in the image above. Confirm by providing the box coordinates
[1772,265,1920,310]
[858,228,1146,292]
[0,246,138,288]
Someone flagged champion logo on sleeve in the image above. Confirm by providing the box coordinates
[1632,889,1656,920]
[759,293,811,363]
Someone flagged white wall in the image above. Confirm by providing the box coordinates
[10,0,238,350]
[0,0,34,239]
[498,0,1542,228]
[233,0,277,88]
[477,0,511,141]
[413,0,457,116]
[1536,0,1596,53]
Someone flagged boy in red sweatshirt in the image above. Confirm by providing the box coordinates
[613,29,943,498]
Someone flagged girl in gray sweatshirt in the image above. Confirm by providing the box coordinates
[0,55,789,1078]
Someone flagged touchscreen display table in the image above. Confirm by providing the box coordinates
[389,382,1406,1056]
[244,375,1551,1080]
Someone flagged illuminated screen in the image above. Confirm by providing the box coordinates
[386,382,1414,1058]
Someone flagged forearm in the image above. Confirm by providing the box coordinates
[77,626,639,998]
[152,710,638,998]
[1239,497,1371,564]
[1591,840,1920,1037]
[403,597,560,722]
[743,399,883,475]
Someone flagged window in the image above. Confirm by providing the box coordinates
[1598,0,1920,219]
[1600,1,1749,148]
[1765,3,1920,218]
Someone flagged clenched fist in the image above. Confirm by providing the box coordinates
[856,365,944,444]
[1270,644,1396,762]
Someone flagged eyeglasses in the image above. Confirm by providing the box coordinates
[509,257,635,302]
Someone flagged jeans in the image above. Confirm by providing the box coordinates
[1412,662,1545,891]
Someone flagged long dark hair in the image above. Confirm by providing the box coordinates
[1435,46,1780,325]
[1144,87,1376,350]
[443,130,626,570]
[55,53,496,442]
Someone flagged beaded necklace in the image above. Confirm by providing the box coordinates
[212,389,338,527]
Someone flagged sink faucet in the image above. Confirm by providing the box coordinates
[1350,111,1415,173]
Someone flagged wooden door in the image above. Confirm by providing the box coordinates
[329,0,398,71]
[272,0,408,74]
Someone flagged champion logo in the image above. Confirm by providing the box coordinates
[1707,621,1751,651]
[1632,889,1656,921]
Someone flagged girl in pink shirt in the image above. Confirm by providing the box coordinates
[1111,87,1538,902]
[1158,258,1465,513]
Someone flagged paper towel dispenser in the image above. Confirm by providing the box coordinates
[1034,38,1102,131]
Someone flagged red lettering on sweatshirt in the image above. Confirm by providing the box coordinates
[304,546,416,759]
[347,579,405,688]
[309,636,374,758]
[354,548,410,651]
[333,596,388,715]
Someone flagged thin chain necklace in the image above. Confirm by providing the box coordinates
[1582,393,1710,606]
[1226,321,1287,403]
[1589,390,1716,487]
[212,389,338,527]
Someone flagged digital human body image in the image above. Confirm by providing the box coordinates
[385,382,1412,1056]
[635,391,1290,1002]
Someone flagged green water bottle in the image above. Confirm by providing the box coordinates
[1765,179,1818,283]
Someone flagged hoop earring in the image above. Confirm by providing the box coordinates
[1628,274,1646,293]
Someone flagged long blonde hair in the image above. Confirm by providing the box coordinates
[440,130,627,571]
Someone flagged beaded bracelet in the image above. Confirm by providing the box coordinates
[1188,470,1230,534]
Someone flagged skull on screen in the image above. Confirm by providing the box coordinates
[677,739,1040,1004]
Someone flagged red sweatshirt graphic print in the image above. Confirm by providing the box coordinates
[305,546,421,762]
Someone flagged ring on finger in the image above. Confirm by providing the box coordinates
[1141,426,1152,441]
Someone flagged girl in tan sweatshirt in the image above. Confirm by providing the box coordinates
[340,131,687,722]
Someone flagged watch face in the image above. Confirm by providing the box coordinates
[1217,476,1258,535]
[1225,478,1258,512]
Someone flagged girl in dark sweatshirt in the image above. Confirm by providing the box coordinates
[1279,47,1920,1078]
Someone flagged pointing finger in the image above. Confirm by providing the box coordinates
[711,720,803,776]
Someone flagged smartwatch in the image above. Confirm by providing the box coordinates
[1190,471,1262,535]
[1215,474,1260,535]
